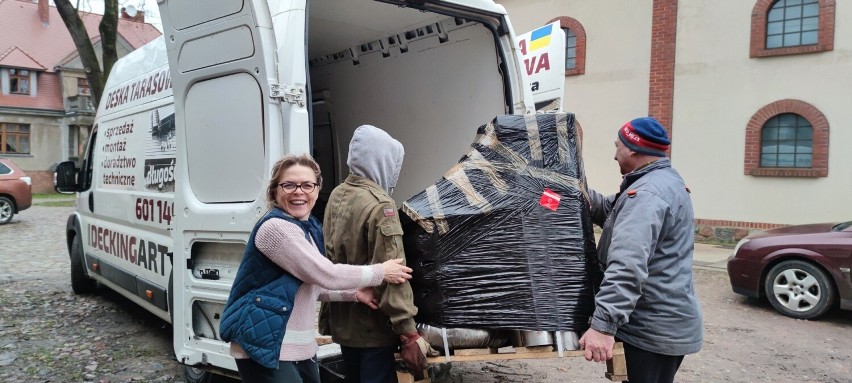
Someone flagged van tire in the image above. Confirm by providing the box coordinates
[70,235,97,294]
[183,365,213,383]
[0,196,15,224]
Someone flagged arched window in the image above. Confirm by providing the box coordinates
[547,16,586,76]
[766,0,819,49]
[750,0,835,57]
[760,113,812,167]
[744,100,829,177]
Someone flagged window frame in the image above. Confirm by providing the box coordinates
[0,123,32,155]
[9,68,31,95]
[547,16,586,76]
[758,113,814,168]
[750,0,835,58]
[744,100,829,177]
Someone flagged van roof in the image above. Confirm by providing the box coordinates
[103,36,168,92]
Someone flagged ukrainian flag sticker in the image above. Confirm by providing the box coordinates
[529,24,553,51]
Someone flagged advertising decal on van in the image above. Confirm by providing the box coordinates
[104,69,172,111]
[88,223,170,276]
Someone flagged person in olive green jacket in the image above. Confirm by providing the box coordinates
[323,125,432,383]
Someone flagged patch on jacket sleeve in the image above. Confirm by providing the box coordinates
[383,207,395,217]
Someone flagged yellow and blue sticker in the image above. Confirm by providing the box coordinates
[529,24,553,51]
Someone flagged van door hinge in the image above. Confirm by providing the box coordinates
[269,83,306,107]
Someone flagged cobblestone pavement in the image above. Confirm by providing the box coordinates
[0,205,75,283]
[0,204,186,383]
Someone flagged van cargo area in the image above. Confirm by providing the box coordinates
[307,0,512,202]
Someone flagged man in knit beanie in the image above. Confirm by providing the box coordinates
[581,117,703,383]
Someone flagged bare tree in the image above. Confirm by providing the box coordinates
[54,0,119,107]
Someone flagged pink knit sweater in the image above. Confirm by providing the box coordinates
[230,218,385,361]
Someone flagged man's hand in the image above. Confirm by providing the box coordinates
[579,328,615,363]
[355,287,378,309]
[400,332,429,379]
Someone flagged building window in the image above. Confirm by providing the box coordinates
[744,100,828,177]
[766,0,819,48]
[77,78,91,96]
[0,123,31,154]
[68,125,90,159]
[760,113,812,167]
[751,0,835,57]
[9,69,30,95]
[563,28,577,70]
[547,16,586,76]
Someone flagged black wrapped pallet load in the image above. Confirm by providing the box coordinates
[401,113,601,332]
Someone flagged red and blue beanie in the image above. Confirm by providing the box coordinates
[618,117,670,157]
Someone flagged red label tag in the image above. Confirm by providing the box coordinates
[383,208,395,217]
[539,188,561,211]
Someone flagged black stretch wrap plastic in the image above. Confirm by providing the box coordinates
[401,113,601,331]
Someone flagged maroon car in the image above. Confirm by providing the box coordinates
[727,221,852,319]
[0,158,32,224]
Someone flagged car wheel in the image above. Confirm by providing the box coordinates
[764,260,835,319]
[70,234,97,294]
[0,196,15,224]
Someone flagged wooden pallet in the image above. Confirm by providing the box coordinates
[397,342,627,382]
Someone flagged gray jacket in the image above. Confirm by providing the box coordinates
[588,158,703,356]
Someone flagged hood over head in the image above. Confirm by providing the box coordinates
[347,125,405,193]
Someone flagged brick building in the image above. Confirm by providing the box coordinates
[497,0,850,240]
[0,0,160,192]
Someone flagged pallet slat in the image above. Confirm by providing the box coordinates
[403,342,628,382]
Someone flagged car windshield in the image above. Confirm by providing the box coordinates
[831,221,852,231]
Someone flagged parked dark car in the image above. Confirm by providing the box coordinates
[727,221,852,319]
[0,158,32,224]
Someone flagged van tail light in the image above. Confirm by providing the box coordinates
[20,176,32,186]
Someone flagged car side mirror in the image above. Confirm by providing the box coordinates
[54,161,80,194]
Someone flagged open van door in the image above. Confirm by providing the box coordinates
[157,1,309,375]
[517,21,566,112]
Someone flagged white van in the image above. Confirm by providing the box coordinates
[55,0,538,381]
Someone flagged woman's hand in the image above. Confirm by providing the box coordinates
[381,258,412,284]
[355,287,379,309]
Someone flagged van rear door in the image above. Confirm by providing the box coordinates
[517,21,567,112]
[157,1,309,371]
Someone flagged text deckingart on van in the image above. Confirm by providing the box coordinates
[88,223,170,277]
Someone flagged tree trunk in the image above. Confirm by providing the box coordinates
[100,0,119,85]
[54,0,119,107]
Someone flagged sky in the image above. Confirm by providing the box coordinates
[59,0,164,32]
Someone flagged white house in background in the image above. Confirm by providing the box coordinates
[0,0,160,192]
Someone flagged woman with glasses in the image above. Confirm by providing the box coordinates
[220,153,414,383]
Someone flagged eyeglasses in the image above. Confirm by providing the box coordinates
[278,182,319,194]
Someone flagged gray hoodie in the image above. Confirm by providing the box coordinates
[347,125,405,194]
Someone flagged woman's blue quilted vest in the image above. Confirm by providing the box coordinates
[219,207,323,369]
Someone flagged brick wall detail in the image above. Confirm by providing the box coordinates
[28,170,55,194]
[649,0,678,147]
[744,99,829,177]
[694,218,787,243]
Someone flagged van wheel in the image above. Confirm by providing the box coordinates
[184,365,214,383]
[0,196,15,224]
[70,235,97,294]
